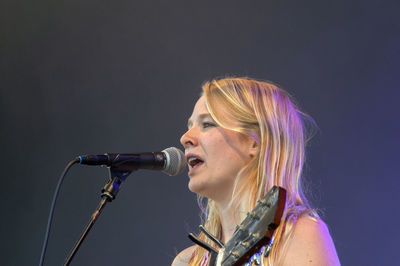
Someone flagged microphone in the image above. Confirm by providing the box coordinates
[77,147,186,176]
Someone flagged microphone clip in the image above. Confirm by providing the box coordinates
[101,167,135,201]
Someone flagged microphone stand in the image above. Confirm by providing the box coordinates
[64,167,133,266]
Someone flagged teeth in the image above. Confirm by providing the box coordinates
[188,157,197,163]
[188,157,203,168]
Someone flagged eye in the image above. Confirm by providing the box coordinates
[202,122,216,128]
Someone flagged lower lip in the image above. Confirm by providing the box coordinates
[188,162,204,176]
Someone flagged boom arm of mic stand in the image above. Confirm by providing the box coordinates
[64,167,133,266]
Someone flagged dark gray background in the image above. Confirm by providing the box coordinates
[1,0,399,265]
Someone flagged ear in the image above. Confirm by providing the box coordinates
[248,136,259,158]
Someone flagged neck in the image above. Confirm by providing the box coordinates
[215,199,241,244]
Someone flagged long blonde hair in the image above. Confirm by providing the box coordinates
[188,77,317,265]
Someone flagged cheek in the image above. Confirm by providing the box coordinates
[211,145,247,177]
[202,131,250,172]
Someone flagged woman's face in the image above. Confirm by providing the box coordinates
[180,96,256,204]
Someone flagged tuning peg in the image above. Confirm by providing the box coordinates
[230,251,240,259]
[235,224,247,233]
[257,198,271,208]
[247,211,260,220]
[240,241,251,248]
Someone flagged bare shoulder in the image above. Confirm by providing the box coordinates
[171,245,197,266]
[281,216,341,266]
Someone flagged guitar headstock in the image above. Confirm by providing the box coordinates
[216,186,286,266]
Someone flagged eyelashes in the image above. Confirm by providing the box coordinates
[202,122,216,128]
[186,121,217,130]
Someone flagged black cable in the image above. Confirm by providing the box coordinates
[39,158,79,266]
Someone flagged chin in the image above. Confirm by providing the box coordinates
[188,178,209,197]
[188,178,201,193]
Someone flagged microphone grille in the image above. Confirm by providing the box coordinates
[162,147,186,176]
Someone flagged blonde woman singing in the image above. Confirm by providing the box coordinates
[173,78,340,266]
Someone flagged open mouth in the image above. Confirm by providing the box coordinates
[188,157,204,169]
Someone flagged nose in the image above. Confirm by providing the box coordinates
[180,127,198,149]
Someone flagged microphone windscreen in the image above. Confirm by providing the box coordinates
[162,147,186,176]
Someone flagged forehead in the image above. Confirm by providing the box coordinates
[187,96,212,126]
[191,96,208,115]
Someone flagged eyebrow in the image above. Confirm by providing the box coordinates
[187,113,213,129]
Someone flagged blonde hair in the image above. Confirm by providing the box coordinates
[188,77,317,265]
